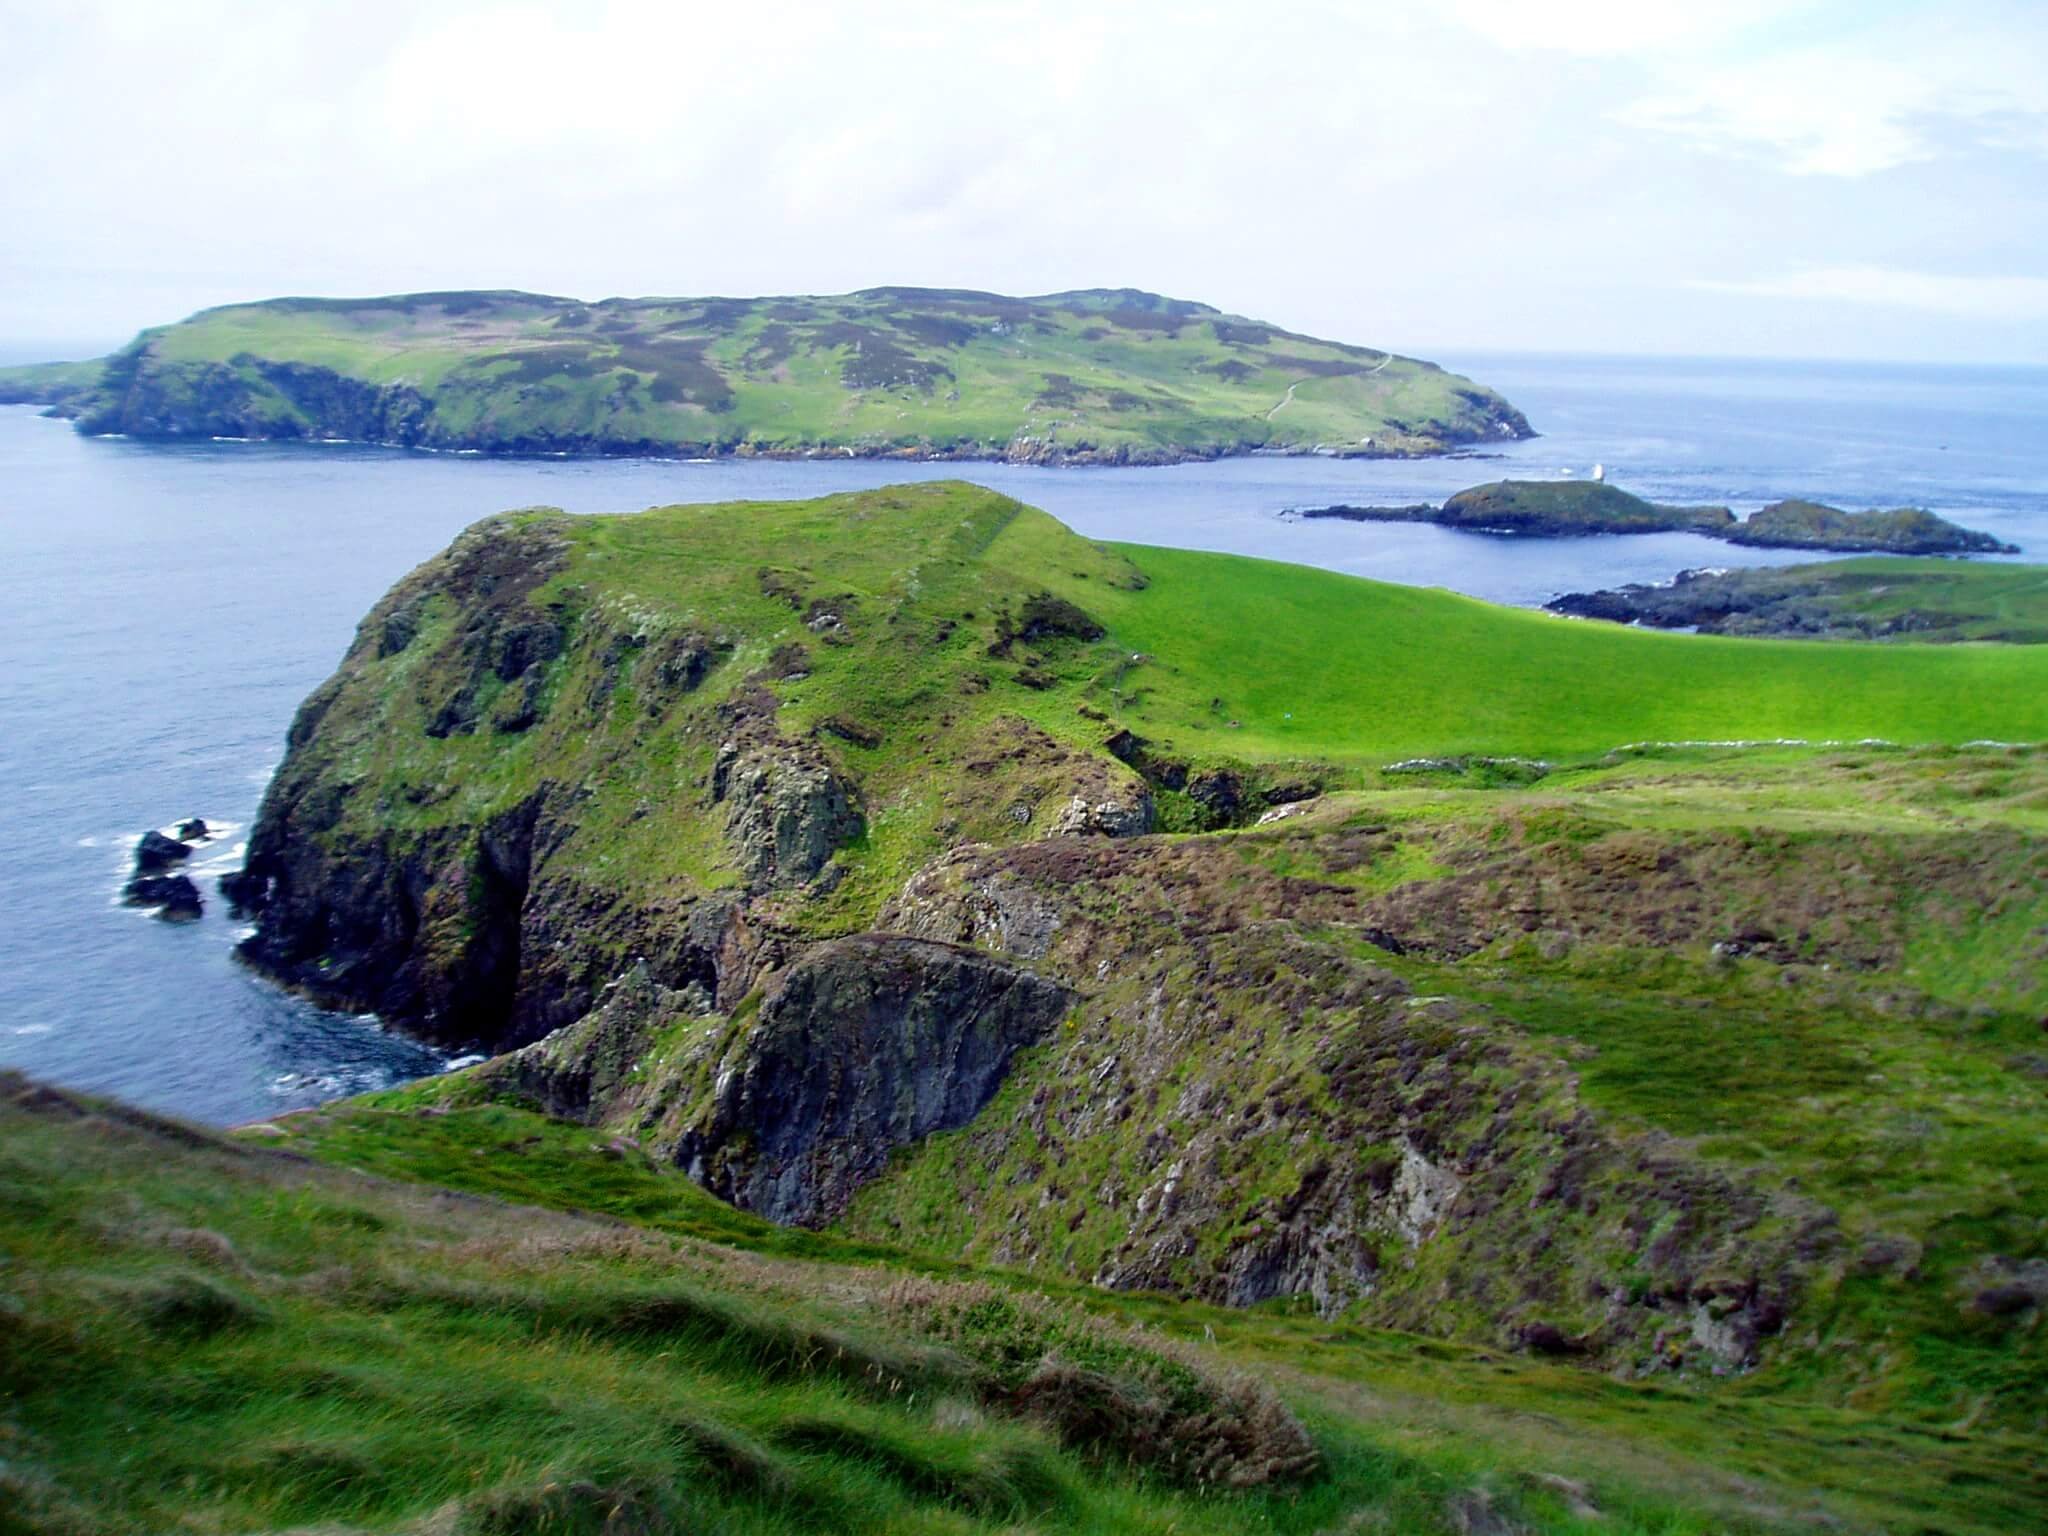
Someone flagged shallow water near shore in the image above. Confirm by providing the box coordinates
[2,350,2043,1123]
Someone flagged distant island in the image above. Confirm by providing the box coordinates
[1300,479,2018,554]
[0,287,1532,464]
[1549,556,2048,641]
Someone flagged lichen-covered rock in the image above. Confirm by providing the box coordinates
[713,738,865,889]
[882,849,1067,961]
[674,935,1074,1225]
[1048,792,1153,838]
[489,962,709,1121]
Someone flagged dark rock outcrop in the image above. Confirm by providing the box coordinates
[124,873,202,921]
[76,354,435,446]
[134,830,192,874]
[490,962,708,1122]
[713,732,865,890]
[674,935,1074,1225]
[1549,561,2041,642]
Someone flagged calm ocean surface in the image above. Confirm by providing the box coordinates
[2,352,2043,1122]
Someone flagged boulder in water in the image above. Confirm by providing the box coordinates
[133,830,192,873]
[123,873,202,921]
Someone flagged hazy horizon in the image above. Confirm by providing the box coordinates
[4,1,2044,366]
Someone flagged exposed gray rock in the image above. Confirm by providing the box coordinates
[675,934,1074,1224]
[1048,790,1153,838]
[713,738,865,888]
[490,961,705,1121]
[881,849,1067,962]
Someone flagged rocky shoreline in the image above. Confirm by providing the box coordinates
[1548,558,2048,641]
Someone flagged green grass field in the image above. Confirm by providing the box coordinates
[1086,543,2048,760]
[3,1074,1838,1536]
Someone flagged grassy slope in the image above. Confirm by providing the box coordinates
[12,288,1529,458]
[7,1071,2037,1536]
[279,1038,2046,1536]
[5,1075,1814,1536]
[0,358,101,404]
[1083,543,2048,760]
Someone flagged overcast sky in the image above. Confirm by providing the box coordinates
[4,0,2045,363]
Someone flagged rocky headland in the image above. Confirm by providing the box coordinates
[214,481,2048,1405]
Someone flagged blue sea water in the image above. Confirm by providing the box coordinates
[1,352,2042,1123]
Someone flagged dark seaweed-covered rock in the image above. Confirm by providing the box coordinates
[175,818,210,841]
[134,830,193,874]
[124,873,202,921]
[218,868,269,917]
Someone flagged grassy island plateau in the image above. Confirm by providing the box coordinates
[0,288,1531,464]
[7,483,2047,1535]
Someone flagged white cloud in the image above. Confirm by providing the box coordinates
[1618,10,2048,176]
[1442,0,1792,56]
[1,0,2045,360]
[1690,267,2048,320]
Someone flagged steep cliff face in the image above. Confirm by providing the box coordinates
[75,353,437,445]
[489,937,1072,1227]
[228,485,1181,1051]
[230,513,585,1046]
[674,936,1074,1224]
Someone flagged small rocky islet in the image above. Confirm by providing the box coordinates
[119,818,214,920]
[1300,478,2018,554]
